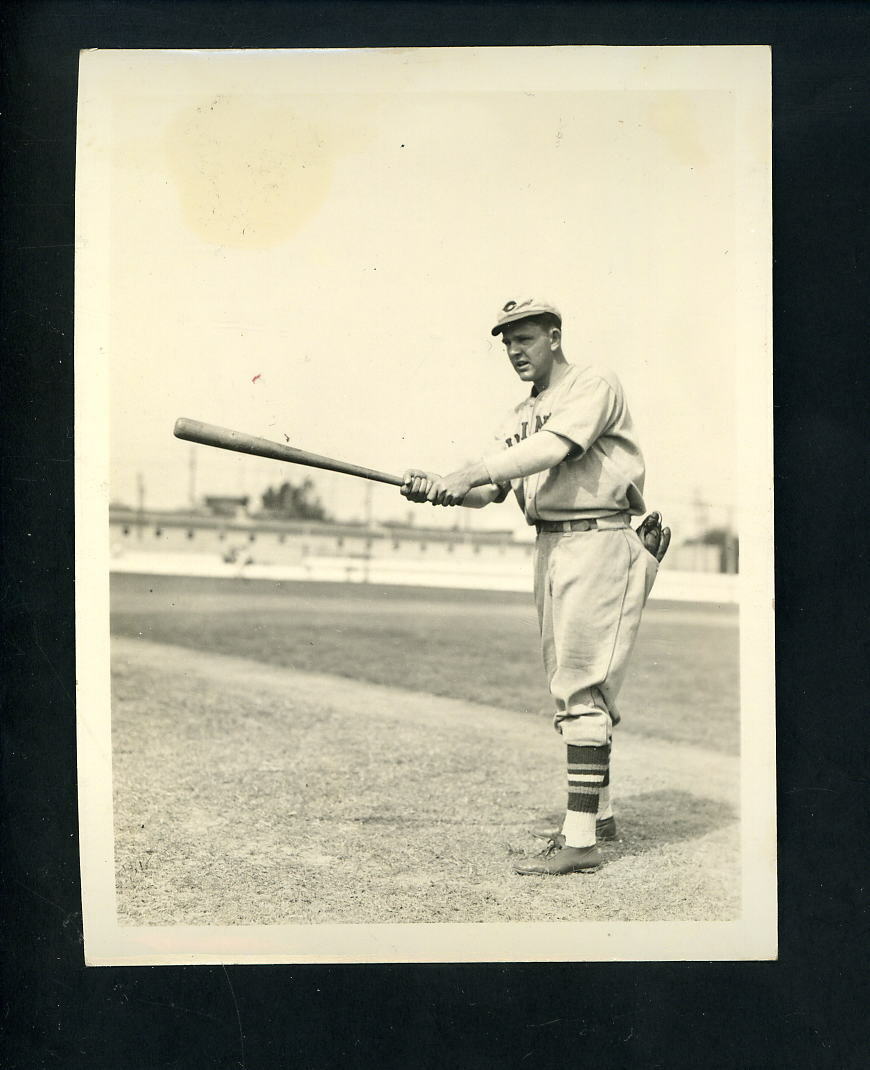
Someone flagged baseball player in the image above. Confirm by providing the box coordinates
[401,298,669,875]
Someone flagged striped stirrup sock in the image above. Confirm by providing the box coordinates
[562,743,611,848]
[566,743,611,815]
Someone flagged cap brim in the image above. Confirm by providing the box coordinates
[491,310,560,336]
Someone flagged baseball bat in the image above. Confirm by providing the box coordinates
[173,418,405,487]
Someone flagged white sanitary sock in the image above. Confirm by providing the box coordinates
[561,810,596,848]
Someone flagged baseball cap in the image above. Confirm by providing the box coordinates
[491,298,561,336]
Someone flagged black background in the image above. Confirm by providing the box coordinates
[1,3,867,1067]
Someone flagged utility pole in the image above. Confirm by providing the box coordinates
[364,481,374,529]
[136,471,145,541]
[691,486,710,541]
[724,504,739,574]
[188,445,197,510]
[363,481,374,584]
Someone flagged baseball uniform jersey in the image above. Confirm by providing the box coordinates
[491,361,658,743]
[492,362,647,524]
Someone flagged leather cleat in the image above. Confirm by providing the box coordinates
[513,841,603,876]
[530,816,618,844]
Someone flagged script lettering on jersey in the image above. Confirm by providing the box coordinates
[505,412,550,447]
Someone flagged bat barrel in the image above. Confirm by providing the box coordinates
[174,418,405,487]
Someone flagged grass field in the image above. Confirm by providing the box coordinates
[111,574,740,754]
[109,574,741,928]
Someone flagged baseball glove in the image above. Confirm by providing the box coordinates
[635,511,671,563]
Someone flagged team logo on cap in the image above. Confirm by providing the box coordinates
[502,298,534,314]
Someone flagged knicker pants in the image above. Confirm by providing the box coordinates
[533,521,659,746]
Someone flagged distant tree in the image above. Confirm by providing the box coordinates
[260,477,329,521]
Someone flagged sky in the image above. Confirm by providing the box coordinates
[77,48,764,540]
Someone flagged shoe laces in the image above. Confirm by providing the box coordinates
[541,837,562,857]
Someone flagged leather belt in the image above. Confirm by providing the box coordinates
[535,514,629,534]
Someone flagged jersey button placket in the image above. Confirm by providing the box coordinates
[526,396,542,521]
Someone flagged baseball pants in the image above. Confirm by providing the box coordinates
[533,517,659,745]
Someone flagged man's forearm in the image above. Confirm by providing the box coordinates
[461,484,506,509]
[430,433,574,507]
[450,459,491,493]
[482,430,574,484]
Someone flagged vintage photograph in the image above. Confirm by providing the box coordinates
[75,46,775,963]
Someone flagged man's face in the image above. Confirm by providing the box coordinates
[500,320,558,385]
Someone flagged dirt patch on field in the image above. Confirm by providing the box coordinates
[112,638,739,927]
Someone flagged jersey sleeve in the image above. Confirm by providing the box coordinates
[542,373,618,455]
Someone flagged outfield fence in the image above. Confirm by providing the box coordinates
[109,548,738,604]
